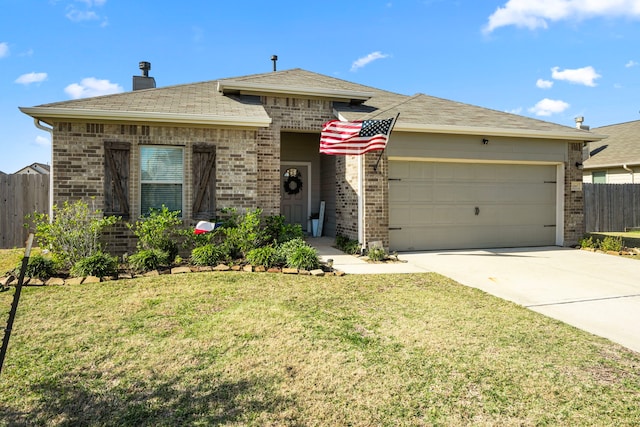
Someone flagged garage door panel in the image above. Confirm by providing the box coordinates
[389,161,557,251]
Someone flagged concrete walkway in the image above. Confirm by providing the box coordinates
[309,238,640,354]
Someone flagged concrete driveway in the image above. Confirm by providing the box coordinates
[311,238,640,353]
[400,247,640,354]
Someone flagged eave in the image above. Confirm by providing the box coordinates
[583,161,640,170]
[19,107,272,128]
[217,80,374,102]
[392,122,607,142]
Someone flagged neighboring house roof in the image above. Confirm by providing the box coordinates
[584,120,640,169]
[13,162,50,174]
[20,68,602,142]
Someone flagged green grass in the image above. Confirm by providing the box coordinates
[1,272,639,426]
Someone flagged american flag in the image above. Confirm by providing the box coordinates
[319,117,395,155]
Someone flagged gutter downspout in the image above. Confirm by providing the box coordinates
[33,119,54,219]
[623,164,635,183]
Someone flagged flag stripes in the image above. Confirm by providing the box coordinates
[319,117,395,155]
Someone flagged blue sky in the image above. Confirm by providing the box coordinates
[2,0,640,173]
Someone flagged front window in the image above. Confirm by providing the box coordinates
[140,146,183,215]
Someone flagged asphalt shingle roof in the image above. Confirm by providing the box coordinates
[22,68,600,140]
[584,120,640,168]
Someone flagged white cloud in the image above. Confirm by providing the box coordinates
[626,60,638,68]
[66,8,99,22]
[64,77,123,99]
[483,0,640,33]
[551,66,601,86]
[0,42,9,58]
[15,72,48,85]
[507,107,523,114]
[528,98,570,116]
[536,78,553,89]
[65,0,108,25]
[35,136,51,147]
[350,51,390,72]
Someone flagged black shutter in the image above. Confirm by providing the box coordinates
[104,141,130,218]
[192,145,216,220]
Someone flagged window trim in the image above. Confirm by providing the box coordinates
[139,145,185,216]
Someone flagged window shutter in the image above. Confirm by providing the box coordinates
[104,141,131,218]
[192,145,216,220]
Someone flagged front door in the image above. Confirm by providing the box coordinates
[280,164,309,231]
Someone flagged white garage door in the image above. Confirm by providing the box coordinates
[389,161,557,251]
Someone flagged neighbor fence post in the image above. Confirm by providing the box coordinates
[0,233,34,377]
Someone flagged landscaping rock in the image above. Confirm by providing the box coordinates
[66,277,85,285]
[118,273,134,280]
[606,251,621,256]
[171,266,192,275]
[27,278,45,286]
[334,270,346,277]
[243,265,253,273]
[144,270,160,277]
[213,264,230,271]
[299,270,310,275]
[195,266,213,272]
[282,268,298,274]
[84,276,101,284]
[158,269,171,275]
[310,269,325,277]
[45,277,65,286]
[231,265,242,271]
[254,266,266,272]
[267,267,281,273]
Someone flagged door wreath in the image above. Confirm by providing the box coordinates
[284,175,303,195]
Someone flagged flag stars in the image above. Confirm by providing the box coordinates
[359,118,393,138]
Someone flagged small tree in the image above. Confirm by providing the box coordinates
[29,200,119,269]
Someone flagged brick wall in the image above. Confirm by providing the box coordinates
[260,96,335,215]
[52,122,258,253]
[564,141,585,246]
[363,152,389,248]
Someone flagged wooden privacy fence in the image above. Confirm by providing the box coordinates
[0,174,49,249]
[583,183,640,232]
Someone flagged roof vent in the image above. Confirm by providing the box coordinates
[133,61,156,91]
[575,116,590,130]
[271,55,278,72]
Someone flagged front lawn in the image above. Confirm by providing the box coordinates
[1,272,639,425]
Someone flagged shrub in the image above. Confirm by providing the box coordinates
[246,246,277,268]
[600,235,623,252]
[219,209,269,259]
[128,249,170,273]
[285,245,320,270]
[128,206,182,263]
[70,251,118,278]
[16,254,57,280]
[579,235,598,249]
[264,215,304,244]
[368,246,387,262]
[191,244,225,266]
[336,235,361,255]
[28,200,119,269]
[277,238,307,265]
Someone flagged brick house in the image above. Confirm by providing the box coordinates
[20,68,603,253]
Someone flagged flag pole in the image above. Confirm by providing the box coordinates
[373,112,400,172]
